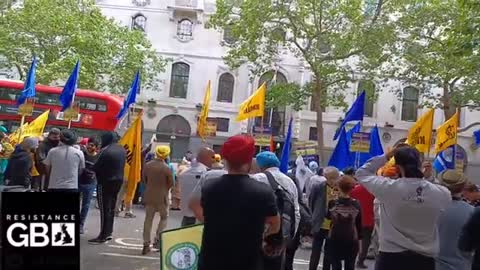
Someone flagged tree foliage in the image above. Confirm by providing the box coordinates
[0,0,165,94]
[209,0,404,160]
[378,0,480,120]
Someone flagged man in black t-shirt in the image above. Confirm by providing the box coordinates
[79,136,100,234]
[192,135,280,270]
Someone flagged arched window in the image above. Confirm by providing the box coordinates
[169,62,190,98]
[177,19,193,41]
[357,80,375,117]
[217,73,234,103]
[223,25,236,45]
[401,86,419,121]
[272,27,286,43]
[255,71,287,136]
[131,13,147,31]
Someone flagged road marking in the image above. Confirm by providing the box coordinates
[101,252,158,260]
[108,244,142,250]
[293,259,309,265]
[115,238,144,247]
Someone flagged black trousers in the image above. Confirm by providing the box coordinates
[181,216,196,227]
[375,251,435,270]
[309,229,331,270]
[264,252,285,270]
[330,240,359,270]
[358,227,373,263]
[97,181,122,238]
[31,176,42,191]
[285,233,300,270]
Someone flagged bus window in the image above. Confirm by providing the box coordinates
[37,92,58,105]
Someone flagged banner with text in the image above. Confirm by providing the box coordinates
[161,225,204,270]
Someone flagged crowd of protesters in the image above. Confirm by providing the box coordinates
[2,126,480,270]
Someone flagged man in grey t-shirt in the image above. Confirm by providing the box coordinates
[43,130,85,191]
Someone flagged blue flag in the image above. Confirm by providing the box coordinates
[116,71,140,119]
[59,60,80,112]
[433,145,456,173]
[346,122,361,143]
[279,118,293,173]
[17,57,37,107]
[359,125,384,166]
[369,125,384,157]
[328,127,351,170]
[474,129,480,146]
[333,91,365,140]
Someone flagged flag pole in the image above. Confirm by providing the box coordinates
[18,115,25,141]
[68,119,72,129]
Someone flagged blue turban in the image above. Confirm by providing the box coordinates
[0,126,7,133]
[256,151,280,168]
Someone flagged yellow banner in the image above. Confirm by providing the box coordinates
[197,81,211,140]
[236,83,266,121]
[9,110,50,146]
[407,109,434,153]
[435,111,458,154]
[161,225,204,270]
[119,114,142,203]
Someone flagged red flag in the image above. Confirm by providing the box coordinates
[269,135,275,152]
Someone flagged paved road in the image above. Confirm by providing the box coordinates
[80,204,375,270]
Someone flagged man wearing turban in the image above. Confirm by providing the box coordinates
[192,135,281,270]
[141,145,174,255]
[253,151,301,270]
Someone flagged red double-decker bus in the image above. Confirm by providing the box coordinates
[0,79,122,138]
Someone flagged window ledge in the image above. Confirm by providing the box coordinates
[174,35,194,43]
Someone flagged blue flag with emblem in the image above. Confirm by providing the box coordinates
[433,145,456,173]
[279,117,293,173]
[59,60,80,112]
[17,56,37,107]
[333,91,365,140]
[116,71,140,119]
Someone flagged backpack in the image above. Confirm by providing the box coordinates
[263,171,296,257]
[328,199,359,242]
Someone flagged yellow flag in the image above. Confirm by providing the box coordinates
[236,82,266,121]
[9,110,50,146]
[197,81,211,140]
[435,111,458,154]
[406,109,434,153]
[119,114,142,204]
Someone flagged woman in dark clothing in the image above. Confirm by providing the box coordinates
[5,137,39,188]
[327,175,362,270]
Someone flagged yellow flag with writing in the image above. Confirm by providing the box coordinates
[9,110,50,146]
[435,111,458,154]
[119,114,142,204]
[236,83,266,121]
[406,109,434,153]
[197,81,211,140]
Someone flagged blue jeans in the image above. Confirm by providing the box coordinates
[79,184,96,228]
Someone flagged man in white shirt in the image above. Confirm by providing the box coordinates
[44,130,85,192]
[178,147,215,226]
[253,151,301,270]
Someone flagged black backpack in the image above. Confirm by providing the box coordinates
[328,199,359,242]
[263,171,296,257]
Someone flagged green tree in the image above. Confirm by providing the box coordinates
[209,0,402,162]
[0,0,165,94]
[379,1,480,121]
